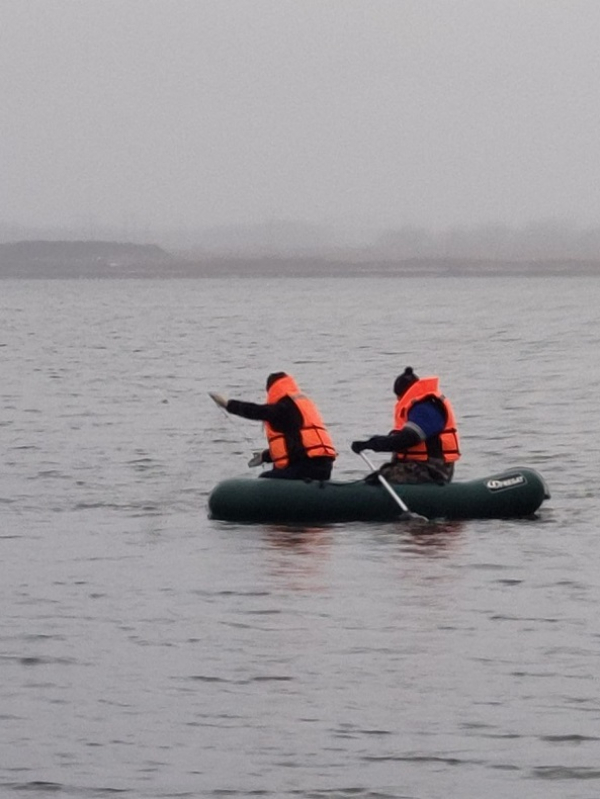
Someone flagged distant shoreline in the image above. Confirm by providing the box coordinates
[2,258,600,279]
[1,240,599,278]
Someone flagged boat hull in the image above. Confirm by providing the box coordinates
[208,467,549,523]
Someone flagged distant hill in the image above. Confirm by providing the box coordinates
[1,238,599,278]
[0,239,175,277]
[0,239,168,261]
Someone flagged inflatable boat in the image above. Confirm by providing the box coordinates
[208,467,550,524]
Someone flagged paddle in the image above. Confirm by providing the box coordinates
[358,451,428,522]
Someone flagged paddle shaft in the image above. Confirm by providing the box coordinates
[359,450,425,520]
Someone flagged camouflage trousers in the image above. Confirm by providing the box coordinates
[377,459,454,485]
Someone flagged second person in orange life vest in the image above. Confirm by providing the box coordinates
[351,367,460,484]
[210,372,337,480]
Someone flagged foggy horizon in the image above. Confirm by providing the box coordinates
[3,217,600,266]
[3,1,600,237]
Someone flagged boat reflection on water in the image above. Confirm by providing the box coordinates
[366,518,467,559]
[260,519,467,588]
[401,519,467,554]
[260,524,335,590]
[262,524,334,551]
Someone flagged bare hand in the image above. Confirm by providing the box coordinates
[209,392,228,409]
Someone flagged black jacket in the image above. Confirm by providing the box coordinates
[227,396,315,465]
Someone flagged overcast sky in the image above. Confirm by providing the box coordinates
[2,0,600,234]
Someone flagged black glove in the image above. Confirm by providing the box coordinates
[247,451,264,468]
[351,440,367,453]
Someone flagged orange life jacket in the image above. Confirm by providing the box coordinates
[264,375,337,469]
[393,376,460,463]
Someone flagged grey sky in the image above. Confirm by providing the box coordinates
[2,0,600,234]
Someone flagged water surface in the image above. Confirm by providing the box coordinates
[1,275,599,798]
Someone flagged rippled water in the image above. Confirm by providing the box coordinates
[1,275,599,798]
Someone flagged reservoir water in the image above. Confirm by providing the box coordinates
[1,274,599,798]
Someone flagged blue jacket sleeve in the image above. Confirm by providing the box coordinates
[407,399,446,437]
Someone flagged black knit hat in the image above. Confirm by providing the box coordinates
[393,366,418,397]
[266,371,287,390]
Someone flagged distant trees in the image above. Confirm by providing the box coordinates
[2,219,600,263]
[373,220,600,261]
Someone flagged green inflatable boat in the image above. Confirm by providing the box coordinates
[208,467,550,524]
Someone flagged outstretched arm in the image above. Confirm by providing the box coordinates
[210,391,275,421]
[226,398,273,422]
[352,423,423,453]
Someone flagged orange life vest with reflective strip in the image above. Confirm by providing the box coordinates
[393,376,460,463]
[264,375,337,469]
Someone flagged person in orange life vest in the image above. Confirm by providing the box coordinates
[210,372,337,480]
[351,367,460,484]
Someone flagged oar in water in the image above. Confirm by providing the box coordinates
[358,450,428,522]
